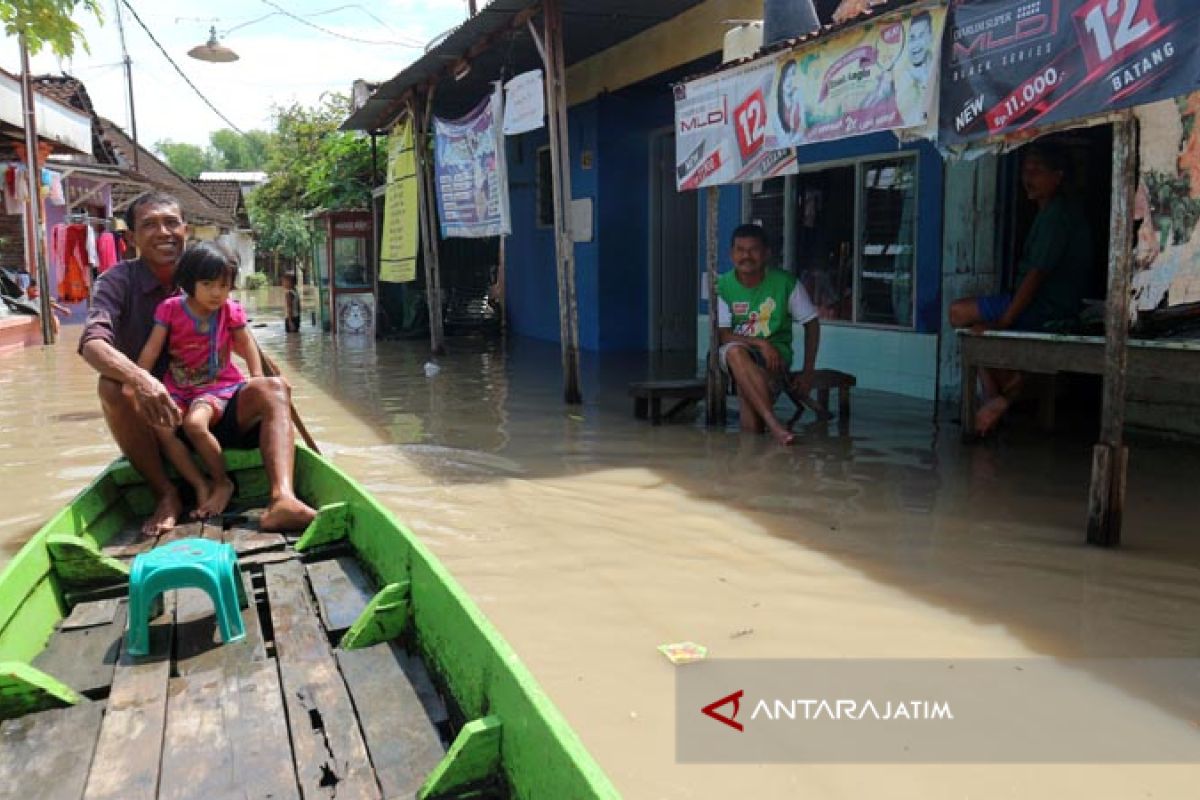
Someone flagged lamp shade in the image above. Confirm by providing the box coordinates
[188,26,239,63]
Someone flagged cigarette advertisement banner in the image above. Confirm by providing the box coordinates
[941,0,1200,146]
[379,118,419,284]
[674,59,799,191]
[765,6,947,150]
[434,87,512,238]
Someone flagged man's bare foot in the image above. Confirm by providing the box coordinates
[196,477,235,519]
[770,426,797,446]
[142,488,183,536]
[975,396,1011,437]
[260,494,317,532]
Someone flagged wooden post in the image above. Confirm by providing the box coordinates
[704,186,726,425]
[412,94,446,355]
[18,35,54,345]
[542,0,584,404]
[1086,114,1137,547]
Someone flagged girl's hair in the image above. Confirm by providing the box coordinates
[177,242,239,295]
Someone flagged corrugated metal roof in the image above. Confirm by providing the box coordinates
[342,0,712,132]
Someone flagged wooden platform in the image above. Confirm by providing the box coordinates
[2,511,459,800]
[958,330,1200,440]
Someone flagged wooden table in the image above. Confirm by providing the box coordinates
[959,330,1200,438]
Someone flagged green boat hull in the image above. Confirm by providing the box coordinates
[0,447,618,799]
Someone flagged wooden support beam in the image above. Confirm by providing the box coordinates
[294,501,352,552]
[340,582,411,650]
[1087,115,1138,548]
[418,715,503,799]
[704,186,726,425]
[542,0,583,404]
[413,95,447,356]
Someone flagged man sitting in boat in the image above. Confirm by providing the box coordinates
[78,192,318,535]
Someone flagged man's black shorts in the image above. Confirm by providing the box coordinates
[176,384,261,450]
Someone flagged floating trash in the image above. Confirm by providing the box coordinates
[658,641,708,665]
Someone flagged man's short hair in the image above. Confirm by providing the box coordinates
[125,191,182,231]
[731,223,769,248]
[1023,142,1072,180]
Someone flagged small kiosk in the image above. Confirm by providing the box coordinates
[310,209,376,335]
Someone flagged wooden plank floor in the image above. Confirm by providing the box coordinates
[5,512,461,799]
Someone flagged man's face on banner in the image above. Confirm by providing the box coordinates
[908,17,933,68]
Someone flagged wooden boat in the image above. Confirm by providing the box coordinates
[0,447,618,799]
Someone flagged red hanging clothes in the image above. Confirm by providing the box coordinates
[97,231,119,273]
[58,224,90,303]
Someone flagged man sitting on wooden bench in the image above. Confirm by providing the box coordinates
[948,143,1092,436]
[717,223,821,446]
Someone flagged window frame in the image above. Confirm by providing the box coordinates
[744,150,920,330]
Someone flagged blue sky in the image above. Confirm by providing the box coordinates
[3,0,473,149]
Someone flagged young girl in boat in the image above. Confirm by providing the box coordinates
[137,242,262,520]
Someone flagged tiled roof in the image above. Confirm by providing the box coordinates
[191,179,249,226]
[98,117,235,228]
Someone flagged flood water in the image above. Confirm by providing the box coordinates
[3,288,1200,797]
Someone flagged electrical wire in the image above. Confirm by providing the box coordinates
[119,0,247,135]
[256,0,424,47]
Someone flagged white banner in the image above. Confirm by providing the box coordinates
[434,85,512,238]
[503,70,545,135]
[674,59,798,191]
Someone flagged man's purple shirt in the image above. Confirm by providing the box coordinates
[78,258,176,376]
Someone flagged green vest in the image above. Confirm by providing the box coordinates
[718,268,797,365]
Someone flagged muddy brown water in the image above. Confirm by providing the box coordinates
[3,289,1200,797]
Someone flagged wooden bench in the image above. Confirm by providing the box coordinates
[629,369,856,425]
[959,330,1200,440]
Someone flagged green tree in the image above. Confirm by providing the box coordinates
[210,128,271,171]
[155,139,216,178]
[1,0,101,57]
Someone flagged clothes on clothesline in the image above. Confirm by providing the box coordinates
[50,223,89,303]
[97,231,120,273]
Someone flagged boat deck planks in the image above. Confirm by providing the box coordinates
[336,642,448,797]
[265,560,382,799]
[159,661,299,800]
[33,601,127,696]
[83,593,176,800]
[0,701,104,800]
[174,571,266,676]
[60,597,119,630]
[306,556,375,635]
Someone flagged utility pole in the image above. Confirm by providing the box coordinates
[18,34,54,345]
[114,0,139,172]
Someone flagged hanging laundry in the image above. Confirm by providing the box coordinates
[49,224,67,281]
[97,230,119,273]
[57,224,90,303]
[3,165,24,214]
[85,224,99,267]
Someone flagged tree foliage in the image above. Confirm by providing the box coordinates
[0,0,101,58]
[250,208,310,263]
[154,140,216,179]
[156,128,271,177]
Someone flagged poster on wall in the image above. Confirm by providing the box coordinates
[941,0,1200,146]
[336,293,376,336]
[765,5,947,149]
[434,86,512,238]
[503,70,544,135]
[379,118,419,283]
[674,59,799,191]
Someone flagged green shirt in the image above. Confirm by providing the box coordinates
[1018,194,1092,326]
[717,268,799,366]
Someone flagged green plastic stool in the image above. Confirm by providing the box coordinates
[126,538,246,657]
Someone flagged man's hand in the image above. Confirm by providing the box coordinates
[755,339,785,374]
[970,322,994,334]
[129,370,182,429]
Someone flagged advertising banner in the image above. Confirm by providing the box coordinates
[434,87,512,238]
[379,118,419,283]
[674,59,799,191]
[764,5,947,149]
[941,0,1200,146]
[503,70,545,135]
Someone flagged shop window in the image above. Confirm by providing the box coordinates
[747,177,786,258]
[536,146,554,228]
[785,153,918,328]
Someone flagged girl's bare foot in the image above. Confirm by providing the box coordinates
[197,477,236,519]
[189,480,214,520]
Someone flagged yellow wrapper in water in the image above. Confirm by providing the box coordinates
[658,641,708,665]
